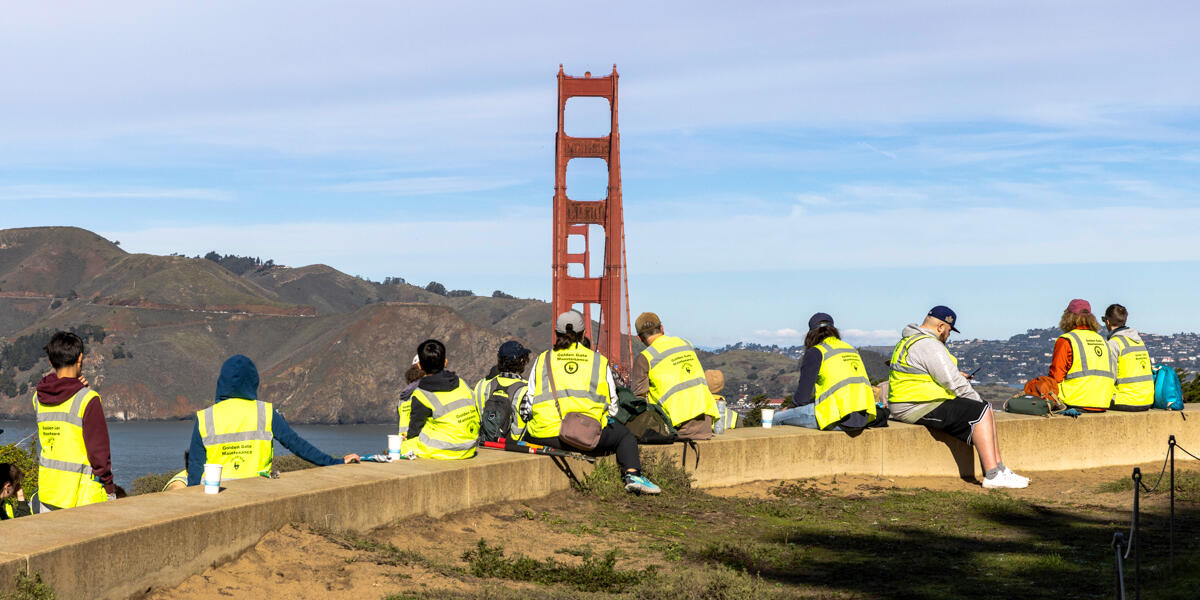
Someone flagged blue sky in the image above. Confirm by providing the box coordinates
[3,1,1199,347]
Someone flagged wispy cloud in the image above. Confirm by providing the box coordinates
[323,176,525,196]
[0,184,232,202]
[754,328,804,339]
[841,329,901,345]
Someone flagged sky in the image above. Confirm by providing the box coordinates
[2,1,1200,347]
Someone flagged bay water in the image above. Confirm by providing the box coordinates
[0,419,397,489]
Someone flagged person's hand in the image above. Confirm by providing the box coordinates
[16,489,24,502]
[343,454,361,464]
[79,375,90,387]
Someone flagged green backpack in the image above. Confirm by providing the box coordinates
[613,386,677,444]
[1004,395,1051,417]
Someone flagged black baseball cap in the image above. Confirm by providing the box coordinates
[928,305,960,333]
[807,312,834,331]
[498,340,530,361]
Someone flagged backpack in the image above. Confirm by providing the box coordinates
[613,386,677,444]
[478,380,527,442]
[1152,364,1185,411]
[1004,395,1052,417]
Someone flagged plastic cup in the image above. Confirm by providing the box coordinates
[203,463,223,494]
[387,434,403,460]
[761,408,775,429]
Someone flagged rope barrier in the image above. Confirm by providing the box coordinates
[1110,433,1196,599]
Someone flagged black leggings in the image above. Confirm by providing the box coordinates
[526,421,641,472]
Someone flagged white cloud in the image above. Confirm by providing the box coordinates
[754,328,804,339]
[0,184,232,202]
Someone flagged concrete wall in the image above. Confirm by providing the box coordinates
[0,410,1194,599]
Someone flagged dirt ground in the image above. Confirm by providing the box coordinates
[146,460,1187,600]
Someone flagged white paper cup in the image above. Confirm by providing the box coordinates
[761,408,775,429]
[387,434,403,460]
[203,463,223,494]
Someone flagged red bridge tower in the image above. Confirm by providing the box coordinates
[552,65,633,375]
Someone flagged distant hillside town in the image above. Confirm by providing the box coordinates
[717,327,1200,392]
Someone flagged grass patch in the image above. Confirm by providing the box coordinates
[460,539,655,593]
[1098,469,1200,502]
[577,449,694,500]
[318,529,462,577]
[0,572,54,600]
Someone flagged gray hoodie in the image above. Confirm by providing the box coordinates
[889,324,982,422]
[1106,326,1150,375]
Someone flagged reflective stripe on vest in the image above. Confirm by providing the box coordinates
[407,379,479,460]
[887,334,957,404]
[812,338,876,430]
[197,399,274,480]
[526,346,610,439]
[1112,335,1154,407]
[1058,330,1115,409]
[642,336,717,427]
[34,388,109,509]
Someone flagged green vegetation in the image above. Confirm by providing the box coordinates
[354,452,1200,599]
[0,440,38,503]
[0,572,55,600]
[461,539,654,593]
[203,251,275,275]
[0,324,105,397]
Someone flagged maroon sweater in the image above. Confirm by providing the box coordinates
[34,374,115,494]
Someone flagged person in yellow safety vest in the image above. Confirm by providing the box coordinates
[1103,303,1154,411]
[161,451,189,492]
[774,313,883,431]
[888,306,1030,489]
[33,331,115,511]
[1,463,30,520]
[630,312,719,441]
[187,355,360,486]
[473,341,531,442]
[706,370,739,434]
[400,339,479,460]
[1047,299,1115,411]
[519,310,661,495]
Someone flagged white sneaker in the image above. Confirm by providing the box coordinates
[1003,467,1030,484]
[983,469,1029,489]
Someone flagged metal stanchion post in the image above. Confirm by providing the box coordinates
[1113,532,1127,600]
[1169,434,1176,573]
[1131,467,1141,600]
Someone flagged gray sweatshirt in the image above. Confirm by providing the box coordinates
[889,324,982,423]
[1106,326,1150,375]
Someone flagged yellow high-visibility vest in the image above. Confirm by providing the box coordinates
[474,375,528,438]
[713,396,739,432]
[525,345,610,439]
[34,388,109,509]
[161,470,188,492]
[1111,335,1153,407]
[402,378,479,460]
[197,399,274,480]
[812,337,876,430]
[642,336,718,427]
[1058,330,1115,409]
[888,334,957,404]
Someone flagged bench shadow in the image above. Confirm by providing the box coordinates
[926,428,978,483]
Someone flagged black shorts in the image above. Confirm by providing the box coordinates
[914,397,990,444]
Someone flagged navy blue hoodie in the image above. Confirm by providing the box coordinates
[187,355,340,485]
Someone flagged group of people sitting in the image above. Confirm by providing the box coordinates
[1,298,1162,516]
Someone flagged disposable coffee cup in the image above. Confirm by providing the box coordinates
[203,463,223,494]
[387,434,403,460]
[761,408,775,429]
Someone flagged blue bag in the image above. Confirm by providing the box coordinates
[1151,364,1185,411]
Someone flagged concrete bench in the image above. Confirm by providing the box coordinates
[1,409,1194,599]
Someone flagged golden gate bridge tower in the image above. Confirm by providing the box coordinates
[552,65,634,375]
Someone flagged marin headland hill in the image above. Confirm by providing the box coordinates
[0,226,805,424]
